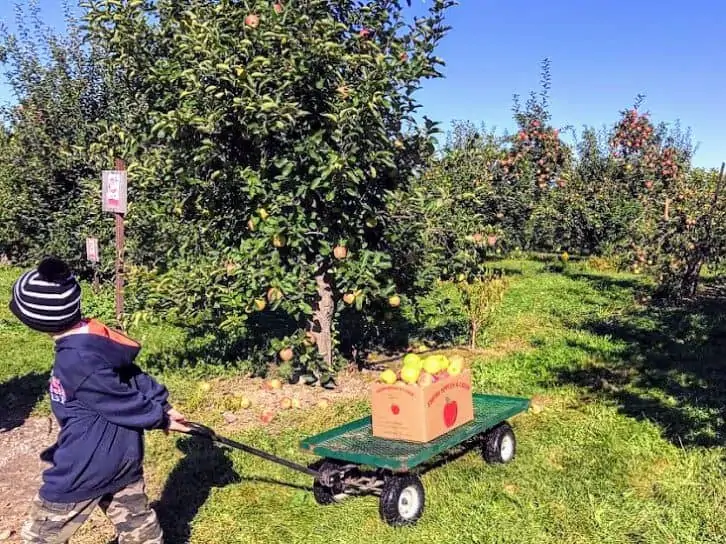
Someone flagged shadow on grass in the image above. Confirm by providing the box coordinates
[145,305,469,376]
[154,436,241,543]
[563,270,652,298]
[0,371,48,431]
[556,276,726,448]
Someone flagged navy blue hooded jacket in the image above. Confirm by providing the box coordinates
[40,319,171,503]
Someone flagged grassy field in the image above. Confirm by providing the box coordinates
[1,261,725,543]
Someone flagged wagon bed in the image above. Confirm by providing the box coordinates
[299,393,530,471]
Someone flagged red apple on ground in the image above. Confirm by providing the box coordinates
[260,410,275,424]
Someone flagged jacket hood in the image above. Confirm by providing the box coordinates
[55,319,141,368]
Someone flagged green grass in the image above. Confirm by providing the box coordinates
[1,262,725,543]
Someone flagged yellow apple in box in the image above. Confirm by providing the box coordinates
[437,355,450,371]
[379,369,397,385]
[400,365,420,385]
[448,355,464,376]
[423,356,441,375]
[402,353,422,370]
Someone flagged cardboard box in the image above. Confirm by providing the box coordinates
[371,369,474,443]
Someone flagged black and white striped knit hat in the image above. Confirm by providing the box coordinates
[9,257,82,334]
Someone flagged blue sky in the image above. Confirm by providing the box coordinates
[1,0,724,168]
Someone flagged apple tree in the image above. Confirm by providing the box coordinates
[82,0,455,380]
[388,121,505,295]
[0,3,113,271]
[492,60,572,250]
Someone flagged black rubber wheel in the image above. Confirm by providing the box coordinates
[312,461,346,506]
[379,474,425,527]
[313,480,339,505]
[481,422,516,464]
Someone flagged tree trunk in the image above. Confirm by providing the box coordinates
[311,273,335,368]
[680,258,703,299]
[470,321,478,350]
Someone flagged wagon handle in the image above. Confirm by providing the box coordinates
[184,421,218,440]
[183,421,320,478]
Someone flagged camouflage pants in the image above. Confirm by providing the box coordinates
[20,479,163,544]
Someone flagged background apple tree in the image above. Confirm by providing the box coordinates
[82,0,455,383]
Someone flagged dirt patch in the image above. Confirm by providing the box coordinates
[627,456,672,499]
[0,417,57,543]
[188,368,374,432]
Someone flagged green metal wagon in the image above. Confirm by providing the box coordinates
[187,393,530,528]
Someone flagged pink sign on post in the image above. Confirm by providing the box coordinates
[86,237,99,263]
[102,170,128,214]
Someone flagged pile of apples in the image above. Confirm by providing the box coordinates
[378,353,465,387]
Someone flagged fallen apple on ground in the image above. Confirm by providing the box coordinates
[317,399,330,408]
[266,379,282,390]
[280,397,292,410]
[260,410,275,424]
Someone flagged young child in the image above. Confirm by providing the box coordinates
[10,257,189,544]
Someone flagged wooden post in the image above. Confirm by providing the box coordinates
[85,237,100,294]
[114,158,126,328]
[93,266,100,294]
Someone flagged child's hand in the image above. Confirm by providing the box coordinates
[166,419,192,434]
[167,408,187,423]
